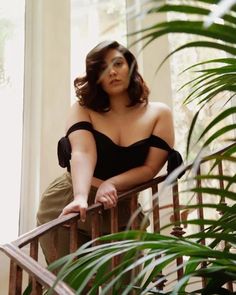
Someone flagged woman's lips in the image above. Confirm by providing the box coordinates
[110,79,121,85]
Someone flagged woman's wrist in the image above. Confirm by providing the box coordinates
[106,178,116,186]
[73,194,88,201]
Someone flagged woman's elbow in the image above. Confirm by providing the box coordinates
[144,165,157,180]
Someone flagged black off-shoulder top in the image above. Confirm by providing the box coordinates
[57,121,184,180]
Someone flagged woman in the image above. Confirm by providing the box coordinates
[37,40,183,264]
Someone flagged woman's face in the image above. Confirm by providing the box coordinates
[98,49,130,96]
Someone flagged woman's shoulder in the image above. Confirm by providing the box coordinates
[148,101,174,146]
[66,101,92,129]
[147,101,172,118]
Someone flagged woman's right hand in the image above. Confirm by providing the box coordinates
[95,180,118,209]
[59,198,88,222]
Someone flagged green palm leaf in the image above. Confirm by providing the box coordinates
[198,107,236,140]
[132,21,236,46]
[50,231,236,294]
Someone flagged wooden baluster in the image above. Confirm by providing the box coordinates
[30,239,38,260]
[196,166,207,289]
[171,182,185,280]
[9,261,22,295]
[152,184,160,233]
[152,184,166,290]
[130,194,138,230]
[29,239,43,294]
[217,162,233,292]
[129,193,142,293]
[226,281,234,293]
[218,161,227,212]
[111,207,118,234]
[196,166,205,244]
[111,206,119,269]
[91,211,101,246]
[31,279,43,295]
[69,219,78,254]
[90,212,101,295]
[171,183,185,237]
[218,161,224,190]
[50,228,59,264]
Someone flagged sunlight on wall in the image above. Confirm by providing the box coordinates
[0,0,24,243]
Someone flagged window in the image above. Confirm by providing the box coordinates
[0,0,25,243]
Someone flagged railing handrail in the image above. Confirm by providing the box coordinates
[10,174,167,248]
[1,244,75,294]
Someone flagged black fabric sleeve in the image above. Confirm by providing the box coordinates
[150,135,185,179]
[150,135,172,152]
[65,121,93,137]
[57,137,71,168]
[57,121,93,169]
[167,150,185,179]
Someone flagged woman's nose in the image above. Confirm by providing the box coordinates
[108,65,116,76]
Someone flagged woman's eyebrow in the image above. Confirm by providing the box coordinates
[102,57,124,69]
[111,56,124,62]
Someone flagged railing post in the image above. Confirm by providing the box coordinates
[50,228,59,264]
[30,239,43,294]
[130,194,138,230]
[9,261,22,295]
[196,166,205,244]
[30,239,39,261]
[91,211,101,246]
[196,166,207,288]
[217,161,233,292]
[171,182,185,280]
[90,211,102,295]
[152,184,160,233]
[111,207,119,269]
[151,184,166,290]
[110,207,118,234]
[69,219,78,253]
[218,161,227,210]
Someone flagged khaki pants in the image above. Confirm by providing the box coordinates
[37,172,149,264]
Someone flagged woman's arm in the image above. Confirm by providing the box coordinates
[60,103,97,221]
[95,104,174,207]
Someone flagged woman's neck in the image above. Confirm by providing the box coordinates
[109,92,131,115]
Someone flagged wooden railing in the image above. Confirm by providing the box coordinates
[1,143,235,294]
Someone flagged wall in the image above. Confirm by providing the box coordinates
[20,0,71,235]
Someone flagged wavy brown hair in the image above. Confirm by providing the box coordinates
[74,40,149,112]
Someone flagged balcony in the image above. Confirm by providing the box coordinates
[1,143,235,294]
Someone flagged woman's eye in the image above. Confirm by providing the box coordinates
[114,61,123,67]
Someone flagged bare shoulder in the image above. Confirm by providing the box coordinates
[148,101,172,118]
[66,101,91,130]
[148,101,174,147]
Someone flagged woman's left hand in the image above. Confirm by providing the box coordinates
[95,181,118,209]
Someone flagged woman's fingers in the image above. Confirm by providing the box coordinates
[107,193,117,206]
[95,181,118,208]
[96,193,117,209]
[79,207,87,222]
[59,200,87,222]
